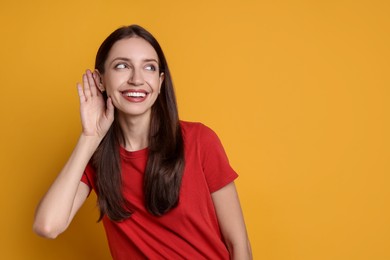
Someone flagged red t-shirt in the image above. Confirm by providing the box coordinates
[81,121,238,259]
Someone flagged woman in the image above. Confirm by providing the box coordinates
[33,25,252,259]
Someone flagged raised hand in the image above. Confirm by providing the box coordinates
[77,70,114,139]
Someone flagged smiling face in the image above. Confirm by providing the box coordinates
[100,37,164,120]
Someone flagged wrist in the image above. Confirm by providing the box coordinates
[78,134,103,153]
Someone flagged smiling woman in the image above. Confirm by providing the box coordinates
[33,24,252,260]
[99,37,164,118]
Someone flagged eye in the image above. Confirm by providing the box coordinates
[145,64,157,71]
[115,63,128,69]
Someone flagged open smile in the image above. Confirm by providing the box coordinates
[121,90,149,102]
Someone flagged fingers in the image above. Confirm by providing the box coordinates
[92,71,103,96]
[77,82,86,103]
[77,70,101,101]
[86,70,98,97]
[82,72,91,100]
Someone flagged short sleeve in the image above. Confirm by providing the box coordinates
[80,162,95,192]
[198,124,238,193]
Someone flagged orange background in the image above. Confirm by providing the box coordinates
[0,0,389,259]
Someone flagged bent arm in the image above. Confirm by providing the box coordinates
[33,70,114,239]
[212,182,252,260]
[33,135,100,239]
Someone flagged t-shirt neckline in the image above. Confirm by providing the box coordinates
[119,146,148,159]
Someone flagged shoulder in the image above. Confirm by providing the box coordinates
[180,120,216,137]
[180,120,223,149]
[180,121,238,192]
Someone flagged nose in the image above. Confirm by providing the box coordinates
[128,67,144,86]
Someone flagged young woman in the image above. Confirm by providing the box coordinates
[33,25,252,259]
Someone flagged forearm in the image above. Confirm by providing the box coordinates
[212,183,252,260]
[33,134,100,238]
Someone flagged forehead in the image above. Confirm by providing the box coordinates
[107,37,159,61]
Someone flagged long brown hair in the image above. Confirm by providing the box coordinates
[92,25,185,221]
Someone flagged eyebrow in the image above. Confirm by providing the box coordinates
[110,57,159,65]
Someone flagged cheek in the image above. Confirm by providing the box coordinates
[103,75,125,91]
[145,75,162,89]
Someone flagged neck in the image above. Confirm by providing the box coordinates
[117,112,150,151]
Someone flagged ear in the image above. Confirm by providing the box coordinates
[159,72,165,93]
[93,69,105,92]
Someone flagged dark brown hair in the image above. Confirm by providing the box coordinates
[92,25,185,221]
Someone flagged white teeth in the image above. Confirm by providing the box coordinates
[125,92,146,97]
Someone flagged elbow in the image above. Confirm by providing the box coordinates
[226,238,253,260]
[33,220,64,239]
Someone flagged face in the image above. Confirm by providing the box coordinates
[99,37,164,119]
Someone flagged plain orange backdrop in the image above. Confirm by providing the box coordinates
[0,0,389,259]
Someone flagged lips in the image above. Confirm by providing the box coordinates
[121,89,149,102]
